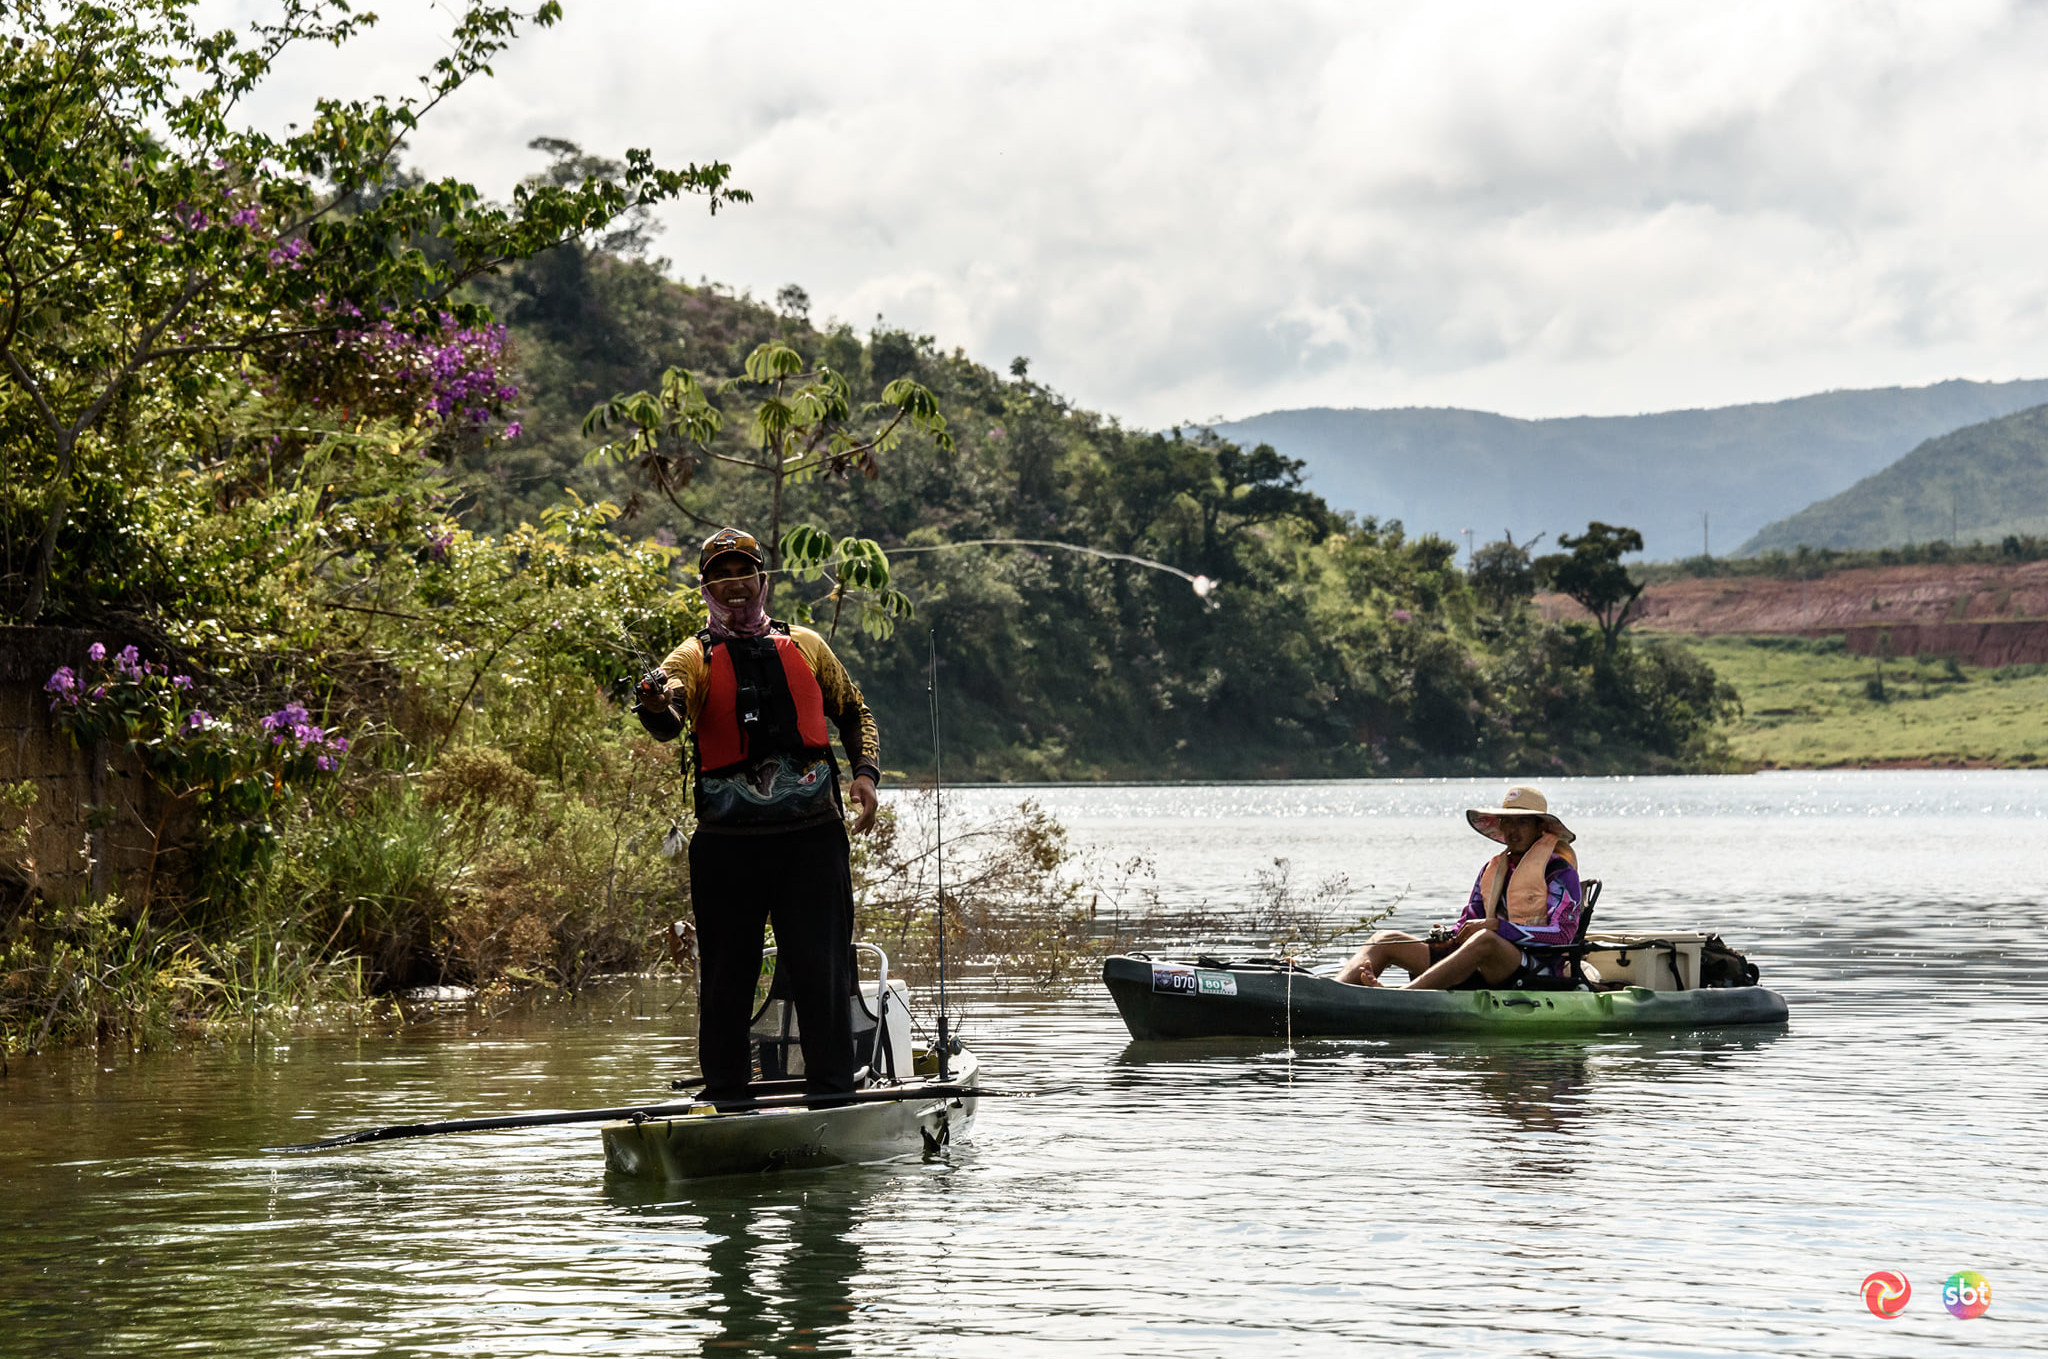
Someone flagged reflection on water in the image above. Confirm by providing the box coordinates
[1,773,2043,1357]
[609,1176,872,1353]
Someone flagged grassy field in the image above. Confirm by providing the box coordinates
[1660,634,2048,768]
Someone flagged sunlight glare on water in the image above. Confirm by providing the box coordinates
[0,772,2040,1356]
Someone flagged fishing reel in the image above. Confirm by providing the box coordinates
[632,668,670,710]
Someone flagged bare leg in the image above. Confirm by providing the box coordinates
[1335,931,1434,986]
[1405,931,1524,990]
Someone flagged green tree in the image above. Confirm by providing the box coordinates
[581,340,952,624]
[1490,624,1738,774]
[1470,532,1540,618]
[1077,429,1327,582]
[0,0,744,621]
[1535,522,1645,652]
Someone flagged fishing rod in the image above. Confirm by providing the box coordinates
[928,626,952,1081]
[262,1082,1056,1155]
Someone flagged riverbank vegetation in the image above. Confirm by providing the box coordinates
[1,2,1736,1053]
[1665,635,2048,768]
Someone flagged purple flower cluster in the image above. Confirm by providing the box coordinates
[267,237,308,268]
[275,307,520,443]
[43,666,79,709]
[261,702,350,772]
[47,644,347,775]
[43,644,186,711]
[351,316,519,436]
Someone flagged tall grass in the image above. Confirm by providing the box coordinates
[0,895,371,1057]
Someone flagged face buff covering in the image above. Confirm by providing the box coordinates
[702,580,771,639]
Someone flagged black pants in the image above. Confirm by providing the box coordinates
[689,819,857,1101]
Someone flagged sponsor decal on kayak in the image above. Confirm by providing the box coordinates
[1149,964,1240,997]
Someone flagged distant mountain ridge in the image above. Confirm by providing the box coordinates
[1740,404,2048,553]
[1215,379,2048,561]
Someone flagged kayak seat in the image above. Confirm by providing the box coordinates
[1507,878,1602,991]
[746,945,914,1084]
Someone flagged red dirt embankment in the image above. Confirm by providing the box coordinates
[1537,560,2048,665]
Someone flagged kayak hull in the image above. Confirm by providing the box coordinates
[1102,955,1787,1041]
[600,1049,979,1181]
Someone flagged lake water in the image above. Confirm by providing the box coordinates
[1,772,2041,1356]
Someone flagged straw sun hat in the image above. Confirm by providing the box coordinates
[1466,785,1575,845]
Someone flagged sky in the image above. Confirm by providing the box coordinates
[212,0,2048,429]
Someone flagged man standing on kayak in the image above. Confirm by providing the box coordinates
[634,528,883,1105]
[1335,786,1583,989]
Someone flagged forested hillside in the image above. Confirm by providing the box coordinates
[1741,404,2048,553]
[455,149,1735,780]
[1218,379,2048,562]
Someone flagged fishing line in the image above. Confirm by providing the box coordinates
[886,539,1217,597]
[681,540,1217,598]
[928,626,952,1081]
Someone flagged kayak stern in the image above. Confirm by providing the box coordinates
[602,1048,979,1181]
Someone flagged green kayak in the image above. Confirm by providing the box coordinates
[1103,954,1788,1040]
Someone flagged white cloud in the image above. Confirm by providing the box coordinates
[208,0,2048,424]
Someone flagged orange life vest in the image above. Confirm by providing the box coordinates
[695,627,831,774]
[1479,834,1580,927]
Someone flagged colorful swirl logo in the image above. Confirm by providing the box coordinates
[1862,1270,1911,1319]
[1943,1271,1991,1320]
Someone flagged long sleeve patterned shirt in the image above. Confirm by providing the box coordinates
[638,625,881,785]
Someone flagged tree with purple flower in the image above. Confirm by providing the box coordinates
[45,644,349,900]
[2,1,746,624]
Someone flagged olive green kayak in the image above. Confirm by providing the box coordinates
[1103,955,1787,1040]
[601,1047,979,1181]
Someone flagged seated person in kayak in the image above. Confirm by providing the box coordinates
[1334,785,1583,989]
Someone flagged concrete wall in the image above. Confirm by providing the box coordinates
[1843,620,2048,668]
[1,627,190,905]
